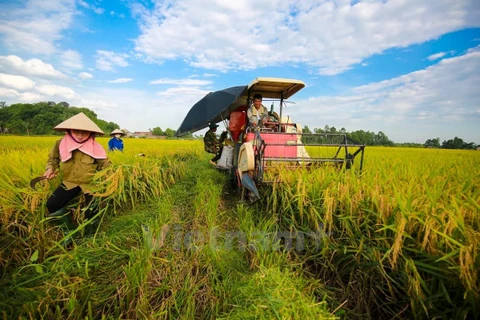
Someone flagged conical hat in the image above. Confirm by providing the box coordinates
[110,129,125,136]
[54,112,104,134]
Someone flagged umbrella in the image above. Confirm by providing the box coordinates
[176,85,247,136]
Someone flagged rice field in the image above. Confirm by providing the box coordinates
[0,136,479,319]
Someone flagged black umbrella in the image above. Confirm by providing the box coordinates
[176,85,248,136]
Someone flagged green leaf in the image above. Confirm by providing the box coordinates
[34,264,43,274]
[30,250,38,262]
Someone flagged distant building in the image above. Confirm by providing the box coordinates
[133,131,153,138]
[122,130,167,139]
[121,129,133,137]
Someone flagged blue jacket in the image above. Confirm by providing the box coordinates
[108,137,124,151]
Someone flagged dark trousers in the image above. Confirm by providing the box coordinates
[211,148,222,162]
[46,184,97,219]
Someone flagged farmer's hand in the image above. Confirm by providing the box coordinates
[44,168,56,180]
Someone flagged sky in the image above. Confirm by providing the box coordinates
[0,0,479,143]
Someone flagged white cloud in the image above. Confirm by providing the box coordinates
[76,95,119,112]
[35,84,77,99]
[467,44,480,53]
[149,78,212,86]
[156,86,209,98]
[133,0,480,74]
[0,0,76,55]
[93,7,105,14]
[0,55,79,103]
[427,51,457,61]
[60,79,211,129]
[56,84,211,132]
[290,50,480,142]
[427,52,447,61]
[0,73,36,90]
[96,50,129,71]
[60,50,83,69]
[108,78,134,83]
[0,55,67,79]
[0,87,50,102]
[18,91,45,102]
[77,0,104,15]
[77,0,89,9]
[0,87,20,98]
[79,72,93,79]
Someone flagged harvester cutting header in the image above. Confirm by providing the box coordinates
[177,77,365,203]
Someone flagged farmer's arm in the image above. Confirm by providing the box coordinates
[219,130,228,143]
[44,140,61,179]
[262,106,269,123]
[247,106,258,126]
[97,158,111,170]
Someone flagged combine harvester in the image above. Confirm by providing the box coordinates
[177,77,365,203]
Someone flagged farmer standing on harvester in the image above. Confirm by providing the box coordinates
[42,112,110,246]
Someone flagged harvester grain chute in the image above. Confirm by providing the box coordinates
[176,77,365,203]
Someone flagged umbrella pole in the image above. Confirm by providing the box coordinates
[221,115,230,140]
[278,92,284,132]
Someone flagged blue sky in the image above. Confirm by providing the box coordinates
[0,0,479,143]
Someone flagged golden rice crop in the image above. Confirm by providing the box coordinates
[0,136,202,269]
[261,146,480,318]
[1,136,479,319]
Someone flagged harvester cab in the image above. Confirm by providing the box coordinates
[176,77,366,203]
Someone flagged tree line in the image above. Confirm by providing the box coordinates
[0,101,119,135]
[303,125,477,149]
[302,125,395,146]
[424,137,477,150]
[0,101,196,139]
[0,101,477,148]
[150,127,195,139]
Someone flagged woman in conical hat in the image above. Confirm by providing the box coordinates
[108,128,125,152]
[43,112,110,246]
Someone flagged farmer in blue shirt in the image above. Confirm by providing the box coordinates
[108,129,125,152]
